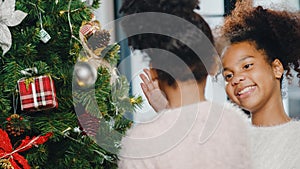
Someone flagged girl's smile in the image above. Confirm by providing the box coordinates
[236,85,256,99]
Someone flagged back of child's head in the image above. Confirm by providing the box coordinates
[221,1,300,83]
[120,0,216,86]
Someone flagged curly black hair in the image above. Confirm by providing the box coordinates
[120,0,216,86]
[221,2,300,84]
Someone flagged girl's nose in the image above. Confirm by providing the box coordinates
[231,74,246,86]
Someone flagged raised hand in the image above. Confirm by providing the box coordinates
[140,69,169,112]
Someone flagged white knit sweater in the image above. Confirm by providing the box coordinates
[250,120,300,169]
[118,101,251,169]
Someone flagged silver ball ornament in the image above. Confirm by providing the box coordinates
[74,61,97,87]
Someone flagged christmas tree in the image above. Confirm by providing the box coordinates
[0,0,141,168]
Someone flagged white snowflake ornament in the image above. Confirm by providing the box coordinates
[0,0,27,55]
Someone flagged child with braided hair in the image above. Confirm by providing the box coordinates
[117,0,251,168]
[220,2,300,168]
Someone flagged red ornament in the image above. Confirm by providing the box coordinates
[0,129,52,169]
[79,20,100,39]
[17,75,58,112]
[80,24,94,37]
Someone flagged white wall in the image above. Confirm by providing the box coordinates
[93,0,116,42]
[253,0,299,11]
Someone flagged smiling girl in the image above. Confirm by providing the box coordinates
[220,2,300,169]
[221,41,292,126]
[221,4,300,127]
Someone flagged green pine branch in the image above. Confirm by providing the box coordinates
[0,0,142,168]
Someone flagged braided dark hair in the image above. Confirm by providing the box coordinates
[222,2,300,84]
[120,0,216,86]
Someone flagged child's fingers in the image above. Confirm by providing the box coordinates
[140,73,154,90]
[144,69,152,81]
[140,73,150,84]
[140,83,150,99]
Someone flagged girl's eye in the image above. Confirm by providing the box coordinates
[224,73,233,81]
[243,63,253,69]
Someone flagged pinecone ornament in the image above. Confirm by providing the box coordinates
[5,114,26,137]
[78,112,100,137]
[87,29,110,55]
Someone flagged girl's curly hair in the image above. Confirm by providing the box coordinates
[221,1,300,83]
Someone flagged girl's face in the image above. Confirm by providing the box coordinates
[221,41,283,113]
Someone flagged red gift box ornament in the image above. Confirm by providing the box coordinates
[17,68,58,111]
[79,20,100,39]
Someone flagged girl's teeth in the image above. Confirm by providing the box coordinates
[238,86,255,95]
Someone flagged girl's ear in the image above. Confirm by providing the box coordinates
[272,59,284,79]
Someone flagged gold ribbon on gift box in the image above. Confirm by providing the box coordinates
[20,67,38,91]
[24,78,34,91]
